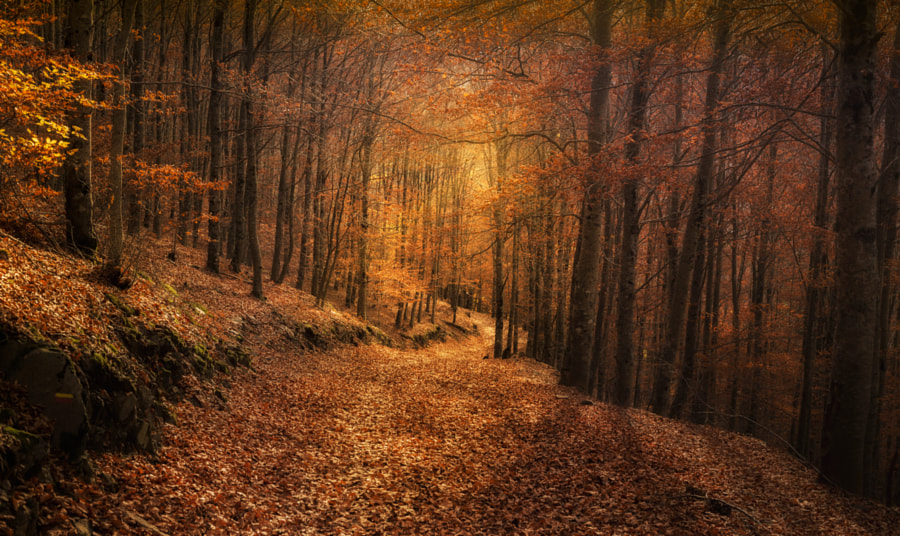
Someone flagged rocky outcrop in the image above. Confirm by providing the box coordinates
[0,335,88,458]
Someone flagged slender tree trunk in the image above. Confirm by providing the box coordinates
[798,48,835,460]
[126,0,144,235]
[106,0,137,267]
[271,125,294,281]
[296,115,316,290]
[205,0,225,273]
[820,0,878,496]
[63,0,98,255]
[728,208,744,430]
[357,135,373,319]
[693,218,723,424]
[242,0,263,298]
[614,0,664,406]
[651,0,732,416]
[670,226,707,419]
[562,0,612,389]
[230,104,247,272]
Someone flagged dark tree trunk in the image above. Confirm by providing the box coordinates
[241,0,263,298]
[126,0,145,236]
[63,0,98,255]
[562,0,612,390]
[614,0,664,406]
[820,0,879,496]
[797,48,834,461]
[868,18,900,498]
[651,0,732,417]
[205,0,225,273]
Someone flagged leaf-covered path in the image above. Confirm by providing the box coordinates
[90,335,896,535]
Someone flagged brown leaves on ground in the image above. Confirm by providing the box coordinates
[90,338,897,535]
[2,238,897,534]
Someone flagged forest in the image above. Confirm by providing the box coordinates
[1,0,899,529]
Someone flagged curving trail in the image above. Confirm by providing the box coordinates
[89,334,894,535]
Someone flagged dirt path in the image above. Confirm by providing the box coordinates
[88,337,896,535]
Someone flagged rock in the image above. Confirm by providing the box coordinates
[76,455,94,482]
[116,393,137,422]
[138,385,153,408]
[0,349,89,458]
[1,427,48,479]
[134,420,151,451]
[13,494,38,536]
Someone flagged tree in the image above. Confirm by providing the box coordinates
[651,0,733,417]
[106,0,137,268]
[614,0,665,407]
[561,0,612,390]
[62,0,98,255]
[820,0,879,495]
[205,0,226,273]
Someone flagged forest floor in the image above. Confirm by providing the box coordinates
[2,235,900,535]
[86,322,899,535]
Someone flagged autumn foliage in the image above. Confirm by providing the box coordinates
[1,0,900,533]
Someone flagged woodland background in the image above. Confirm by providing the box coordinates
[0,0,898,505]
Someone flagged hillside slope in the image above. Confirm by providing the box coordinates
[86,328,900,535]
[0,234,898,535]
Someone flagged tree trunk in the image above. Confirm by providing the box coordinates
[63,0,98,255]
[868,17,900,498]
[820,0,878,496]
[271,125,294,281]
[357,135,373,319]
[126,0,145,236]
[614,0,663,406]
[295,113,317,290]
[106,0,137,267]
[562,0,612,390]
[205,0,225,273]
[242,0,263,298]
[670,227,706,419]
[651,0,732,416]
[797,47,834,460]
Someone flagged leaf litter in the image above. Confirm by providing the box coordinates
[0,237,897,535]
[92,338,898,535]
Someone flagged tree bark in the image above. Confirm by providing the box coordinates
[614,0,664,407]
[106,0,137,267]
[126,0,145,236]
[820,0,879,496]
[357,134,373,319]
[562,0,612,390]
[205,0,225,273]
[242,0,263,299]
[63,0,98,255]
[868,17,900,498]
[651,0,732,417]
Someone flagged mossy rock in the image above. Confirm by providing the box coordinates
[191,354,212,376]
[104,292,138,317]
[221,344,251,368]
[1,426,49,479]
[411,326,448,348]
[84,351,134,393]
[366,325,395,347]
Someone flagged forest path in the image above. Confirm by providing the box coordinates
[91,335,893,535]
